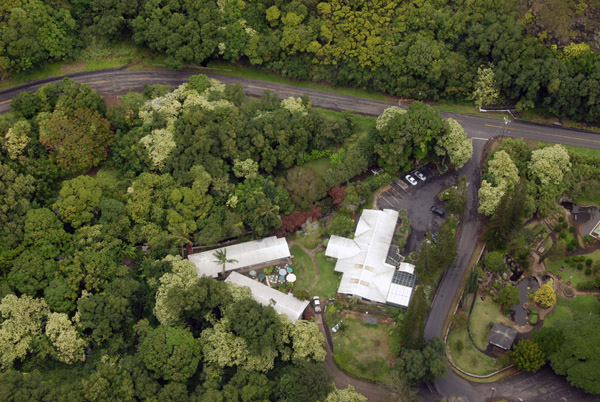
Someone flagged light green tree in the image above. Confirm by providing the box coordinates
[435,118,473,169]
[509,339,546,372]
[0,294,49,368]
[291,320,326,362]
[45,312,86,364]
[154,255,198,326]
[478,150,520,216]
[4,119,31,160]
[324,386,367,402]
[473,66,500,108]
[375,106,406,131]
[528,145,571,187]
[531,278,556,308]
[497,284,520,310]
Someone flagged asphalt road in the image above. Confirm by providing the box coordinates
[2,69,600,401]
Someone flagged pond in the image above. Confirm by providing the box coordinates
[511,277,539,325]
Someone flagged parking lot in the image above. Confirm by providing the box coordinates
[376,163,459,254]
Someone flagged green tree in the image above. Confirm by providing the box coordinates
[282,166,327,211]
[275,359,334,402]
[532,327,564,358]
[138,325,202,382]
[497,284,520,310]
[484,251,506,272]
[38,108,114,175]
[398,286,428,350]
[509,339,546,373]
[81,356,135,402]
[53,176,102,229]
[291,320,326,362]
[531,279,556,308]
[213,249,238,275]
[441,177,467,216]
[4,119,31,160]
[0,163,35,252]
[395,338,447,384]
[45,312,86,364]
[324,386,367,402]
[528,145,571,188]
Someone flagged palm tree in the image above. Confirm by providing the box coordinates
[213,248,238,275]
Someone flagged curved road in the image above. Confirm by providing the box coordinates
[2,69,600,402]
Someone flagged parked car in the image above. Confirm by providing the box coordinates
[405,174,418,185]
[430,205,445,217]
[313,296,321,313]
[332,320,344,333]
[414,171,426,181]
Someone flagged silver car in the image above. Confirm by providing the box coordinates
[405,174,418,185]
[415,171,426,181]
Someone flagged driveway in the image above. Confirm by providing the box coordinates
[377,163,459,254]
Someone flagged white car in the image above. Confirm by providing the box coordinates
[415,171,426,181]
[313,296,321,313]
[405,174,418,186]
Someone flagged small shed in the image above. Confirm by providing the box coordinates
[487,323,518,350]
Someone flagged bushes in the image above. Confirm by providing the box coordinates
[531,279,556,308]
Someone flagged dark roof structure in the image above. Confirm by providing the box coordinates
[487,323,518,350]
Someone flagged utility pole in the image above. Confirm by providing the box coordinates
[501,116,510,140]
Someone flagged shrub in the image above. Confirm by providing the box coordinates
[586,259,593,267]
[585,268,592,275]
[584,234,594,243]
[532,279,556,308]
[484,251,506,272]
[558,216,565,223]
[567,244,575,251]
[579,255,586,262]
[569,226,576,233]
[562,222,568,229]
[570,239,578,247]
[455,339,464,353]
[559,232,566,239]
[565,257,572,263]
[577,263,583,270]
[528,313,539,325]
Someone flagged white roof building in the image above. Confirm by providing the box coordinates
[188,236,291,278]
[225,272,310,323]
[325,209,415,307]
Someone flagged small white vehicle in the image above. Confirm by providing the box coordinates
[405,174,418,186]
[415,171,426,181]
[313,296,321,313]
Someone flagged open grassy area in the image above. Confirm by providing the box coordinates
[332,317,393,382]
[543,295,600,327]
[290,245,316,292]
[545,249,600,288]
[206,61,394,103]
[302,157,331,181]
[311,251,340,298]
[469,296,511,350]
[573,181,600,207]
[313,107,377,131]
[447,327,506,376]
[565,144,600,158]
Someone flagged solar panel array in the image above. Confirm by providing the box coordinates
[392,270,415,288]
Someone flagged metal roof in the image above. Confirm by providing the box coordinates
[225,272,310,323]
[487,323,518,350]
[325,209,415,306]
[188,236,290,278]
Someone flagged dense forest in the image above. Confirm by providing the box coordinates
[0,73,467,399]
[1,0,600,122]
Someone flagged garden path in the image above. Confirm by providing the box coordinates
[289,241,322,292]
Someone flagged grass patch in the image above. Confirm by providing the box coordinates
[447,327,506,376]
[290,245,316,292]
[544,295,600,327]
[469,296,510,350]
[332,317,392,382]
[206,61,394,103]
[573,181,600,207]
[0,41,159,90]
[311,251,340,298]
[294,231,321,250]
[313,107,377,132]
[302,157,331,181]
[565,145,600,158]
[545,250,600,288]
[540,236,553,253]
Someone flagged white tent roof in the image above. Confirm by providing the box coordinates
[188,236,290,278]
[386,283,413,307]
[325,209,400,304]
[225,272,310,323]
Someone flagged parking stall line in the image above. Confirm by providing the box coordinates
[387,187,404,199]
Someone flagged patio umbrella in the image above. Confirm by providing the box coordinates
[258,273,265,279]
[287,267,293,273]
[249,270,257,276]
[279,275,286,281]
[287,274,297,282]
[278,268,287,276]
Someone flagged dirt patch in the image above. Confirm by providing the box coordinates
[60,61,86,74]
[105,95,124,108]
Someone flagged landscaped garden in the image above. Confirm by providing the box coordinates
[543,295,600,327]
[469,296,511,350]
[331,318,394,382]
[447,325,509,376]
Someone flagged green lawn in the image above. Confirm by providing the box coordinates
[302,157,331,181]
[295,232,321,250]
[311,251,340,298]
[313,108,377,131]
[290,245,316,292]
[447,327,507,376]
[573,181,600,207]
[469,296,511,350]
[543,295,600,327]
[332,318,393,382]
[565,145,600,158]
[206,61,394,102]
[545,250,600,288]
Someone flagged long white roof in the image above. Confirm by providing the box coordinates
[188,236,290,278]
[225,272,310,323]
[326,209,399,304]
